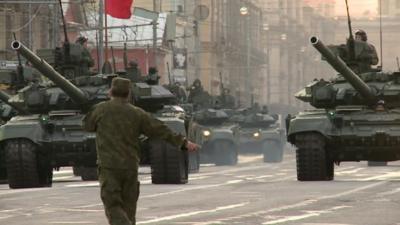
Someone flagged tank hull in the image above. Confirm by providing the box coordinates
[288,108,400,162]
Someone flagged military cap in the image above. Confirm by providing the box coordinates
[355,29,367,41]
[76,36,88,44]
[111,77,131,94]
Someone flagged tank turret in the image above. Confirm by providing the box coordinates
[0,90,27,114]
[11,41,88,105]
[310,37,377,104]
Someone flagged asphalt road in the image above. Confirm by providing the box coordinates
[1,148,400,225]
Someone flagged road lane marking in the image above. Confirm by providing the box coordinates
[377,187,400,197]
[0,208,23,213]
[200,180,388,224]
[0,188,51,196]
[53,176,74,181]
[335,168,365,175]
[66,182,99,188]
[239,155,263,163]
[141,180,243,199]
[359,171,400,181]
[0,215,13,219]
[49,221,97,224]
[262,206,351,224]
[136,202,249,224]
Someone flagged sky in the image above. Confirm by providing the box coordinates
[334,0,378,17]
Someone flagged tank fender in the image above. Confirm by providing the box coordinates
[287,116,331,143]
[0,116,44,145]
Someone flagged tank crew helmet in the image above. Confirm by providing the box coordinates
[355,29,367,41]
[148,67,158,74]
[193,79,201,87]
[110,77,131,98]
[76,36,88,44]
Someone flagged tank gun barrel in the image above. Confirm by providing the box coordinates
[310,36,377,104]
[11,41,88,105]
[0,90,27,114]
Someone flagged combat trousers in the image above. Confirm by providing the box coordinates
[98,167,140,225]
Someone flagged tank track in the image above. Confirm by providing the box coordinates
[295,133,334,181]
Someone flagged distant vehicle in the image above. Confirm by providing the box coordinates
[190,108,239,166]
[234,111,285,162]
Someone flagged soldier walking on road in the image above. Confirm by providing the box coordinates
[82,77,197,225]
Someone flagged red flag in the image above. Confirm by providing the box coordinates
[105,0,133,19]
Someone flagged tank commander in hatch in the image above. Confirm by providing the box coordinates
[351,29,379,73]
[76,36,95,76]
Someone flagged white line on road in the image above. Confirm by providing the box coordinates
[377,187,400,197]
[0,188,51,196]
[136,202,249,224]
[53,176,74,181]
[262,206,351,224]
[66,182,99,188]
[200,177,392,224]
[49,221,97,224]
[335,168,365,175]
[141,179,243,199]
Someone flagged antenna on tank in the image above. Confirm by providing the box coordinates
[379,0,383,68]
[344,0,355,61]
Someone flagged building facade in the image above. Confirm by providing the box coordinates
[0,1,57,60]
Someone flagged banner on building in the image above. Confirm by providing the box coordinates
[173,48,187,69]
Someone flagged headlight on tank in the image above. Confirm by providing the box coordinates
[203,130,211,137]
[253,132,260,138]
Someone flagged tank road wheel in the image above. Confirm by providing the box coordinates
[73,166,82,176]
[5,139,42,188]
[150,140,188,184]
[295,133,334,181]
[214,140,238,166]
[188,151,200,173]
[0,168,7,184]
[263,141,284,163]
[367,161,388,167]
[80,167,98,181]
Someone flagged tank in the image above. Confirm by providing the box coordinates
[0,41,188,189]
[190,108,239,166]
[0,61,41,183]
[234,110,285,162]
[287,36,400,181]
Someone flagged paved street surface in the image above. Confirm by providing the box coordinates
[1,148,400,225]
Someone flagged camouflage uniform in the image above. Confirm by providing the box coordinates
[83,78,185,225]
[76,37,94,75]
[124,61,142,82]
[353,40,378,73]
[145,67,160,85]
[188,79,211,110]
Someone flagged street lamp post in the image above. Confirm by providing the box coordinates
[240,6,251,106]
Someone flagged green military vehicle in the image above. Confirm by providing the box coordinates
[287,36,400,181]
[0,60,43,183]
[151,105,190,182]
[190,108,239,166]
[0,40,189,189]
[235,111,285,162]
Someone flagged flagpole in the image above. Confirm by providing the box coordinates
[98,0,104,69]
[104,0,109,63]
